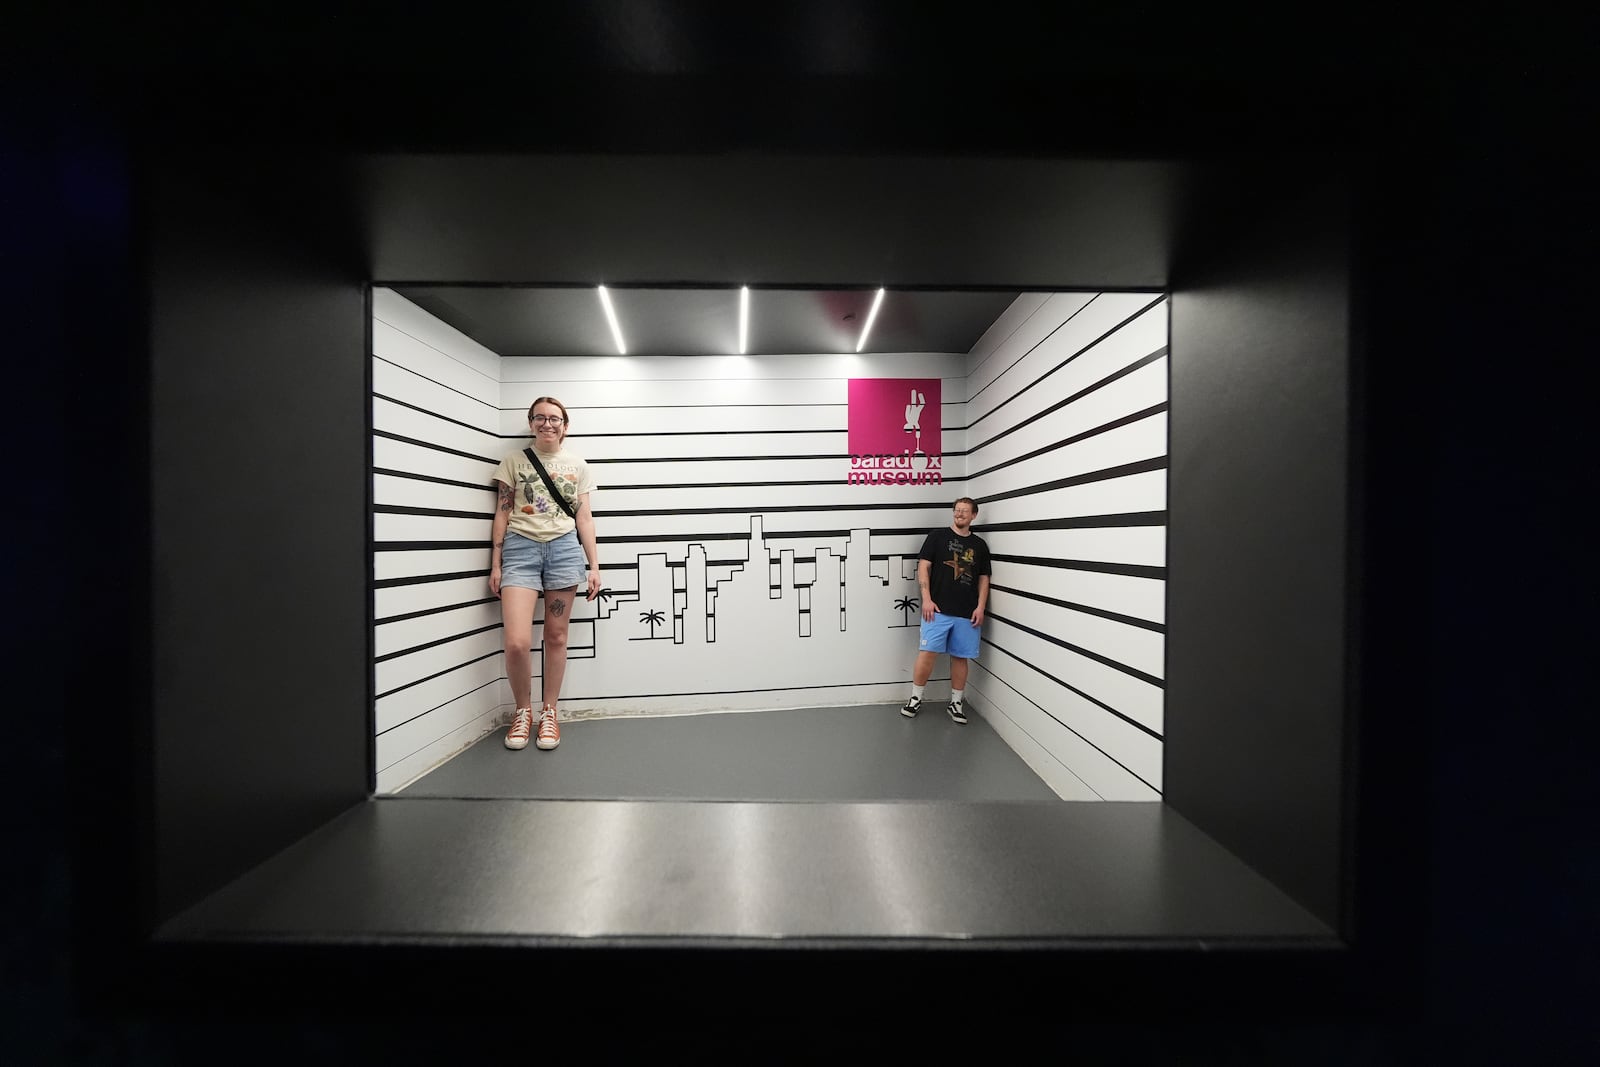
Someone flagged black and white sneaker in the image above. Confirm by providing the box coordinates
[900,695,922,718]
[947,700,968,725]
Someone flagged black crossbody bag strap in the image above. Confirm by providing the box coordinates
[523,448,577,518]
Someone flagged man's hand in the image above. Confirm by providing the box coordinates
[970,605,985,627]
[922,596,938,623]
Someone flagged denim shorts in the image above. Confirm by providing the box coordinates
[919,612,982,659]
[500,530,587,591]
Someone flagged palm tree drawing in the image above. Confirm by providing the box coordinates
[893,595,919,626]
[639,608,667,637]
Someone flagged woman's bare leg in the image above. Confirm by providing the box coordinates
[539,587,578,707]
[500,586,540,709]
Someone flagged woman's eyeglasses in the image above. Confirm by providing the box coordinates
[531,415,566,426]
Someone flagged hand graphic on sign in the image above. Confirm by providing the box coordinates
[904,389,925,433]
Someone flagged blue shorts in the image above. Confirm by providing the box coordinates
[500,530,587,591]
[919,612,981,659]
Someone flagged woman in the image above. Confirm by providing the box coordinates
[489,397,602,751]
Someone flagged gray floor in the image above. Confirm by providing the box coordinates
[159,798,1335,944]
[400,703,1062,802]
[158,703,1335,947]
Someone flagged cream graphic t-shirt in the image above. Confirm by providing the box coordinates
[492,447,597,542]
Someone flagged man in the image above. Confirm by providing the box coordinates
[902,497,992,724]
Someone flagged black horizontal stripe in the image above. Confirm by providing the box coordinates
[969,295,1166,431]
[597,527,960,546]
[375,569,489,590]
[981,638,1164,742]
[990,584,1165,633]
[375,648,503,701]
[377,597,500,626]
[375,677,502,738]
[374,429,498,465]
[990,554,1166,580]
[978,510,1166,532]
[595,500,966,519]
[375,540,491,552]
[968,402,1168,480]
[374,392,495,437]
[372,355,497,411]
[555,428,849,439]
[988,612,1164,689]
[604,478,963,490]
[374,467,499,494]
[377,504,495,521]
[968,292,1099,389]
[972,346,1169,455]
[971,656,1161,793]
[977,456,1168,504]
[500,401,851,412]
[376,623,503,665]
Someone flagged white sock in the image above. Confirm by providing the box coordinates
[911,684,926,701]
[950,689,965,705]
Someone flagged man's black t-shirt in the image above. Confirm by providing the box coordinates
[918,527,992,620]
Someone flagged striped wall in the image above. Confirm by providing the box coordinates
[371,289,509,791]
[370,288,1167,799]
[964,292,1169,800]
[496,348,968,721]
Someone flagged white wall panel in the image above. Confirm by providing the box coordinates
[373,436,498,486]
[375,654,504,732]
[983,526,1165,568]
[972,667,1161,800]
[371,358,497,429]
[967,291,1059,378]
[373,473,494,513]
[965,292,1167,800]
[971,360,1168,472]
[990,592,1164,677]
[968,294,1163,421]
[373,286,502,379]
[978,471,1166,526]
[374,548,488,582]
[986,617,1164,734]
[373,321,499,405]
[372,397,503,459]
[995,562,1165,624]
[376,601,504,659]
[374,628,504,697]
[977,650,1163,791]
[374,513,494,543]
[375,575,495,621]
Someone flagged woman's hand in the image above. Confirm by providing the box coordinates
[586,568,602,601]
[490,567,502,597]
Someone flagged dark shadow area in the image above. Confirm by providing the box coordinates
[22,4,1588,1063]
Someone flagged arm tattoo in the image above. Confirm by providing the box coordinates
[548,598,568,618]
[497,483,514,513]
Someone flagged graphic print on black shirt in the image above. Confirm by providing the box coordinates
[918,528,992,620]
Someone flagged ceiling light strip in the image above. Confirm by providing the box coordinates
[739,286,750,355]
[855,288,886,353]
[597,285,627,354]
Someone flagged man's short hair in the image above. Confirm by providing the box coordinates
[954,496,979,515]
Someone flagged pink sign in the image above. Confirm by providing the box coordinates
[847,378,942,485]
